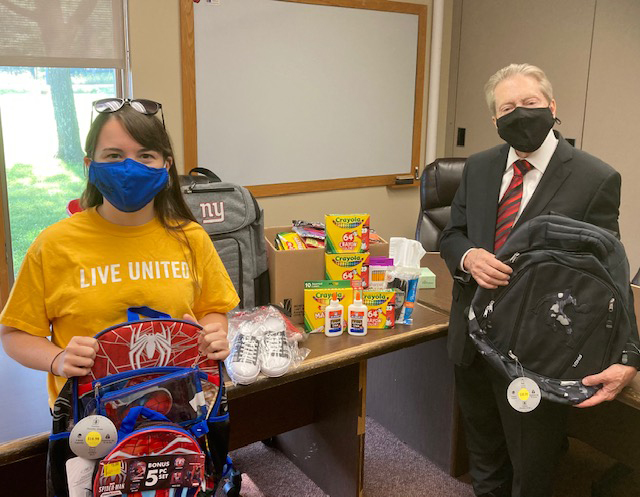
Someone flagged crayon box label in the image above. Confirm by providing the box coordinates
[362,290,396,329]
[325,214,370,253]
[325,252,370,287]
[303,280,354,332]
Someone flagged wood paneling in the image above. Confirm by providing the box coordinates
[179,0,197,173]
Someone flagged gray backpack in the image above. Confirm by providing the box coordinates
[180,168,269,309]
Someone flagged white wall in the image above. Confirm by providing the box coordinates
[128,0,453,242]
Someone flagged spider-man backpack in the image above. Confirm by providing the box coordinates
[47,307,235,497]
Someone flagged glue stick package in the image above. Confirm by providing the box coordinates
[325,214,370,253]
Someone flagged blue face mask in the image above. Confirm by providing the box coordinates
[89,158,169,213]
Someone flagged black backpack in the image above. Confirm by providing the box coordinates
[468,215,634,404]
[180,168,270,309]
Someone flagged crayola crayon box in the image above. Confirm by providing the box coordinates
[265,226,388,325]
[325,214,370,253]
[303,280,354,332]
[324,252,370,287]
[362,290,396,329]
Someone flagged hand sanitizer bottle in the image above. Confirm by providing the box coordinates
[324,291,344,337]
[348,290,368,336]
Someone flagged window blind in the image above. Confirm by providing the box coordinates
[0,0,125,69]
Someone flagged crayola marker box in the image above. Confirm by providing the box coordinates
[325,214,370,253]
[325,252,370,288]
[362,290,396,329]
[303,280,354,333]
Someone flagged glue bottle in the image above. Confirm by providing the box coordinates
[348,290,368,336]
[324,292,344,337]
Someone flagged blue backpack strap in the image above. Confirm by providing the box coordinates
[118,406,171,438]
[127,306,172,321]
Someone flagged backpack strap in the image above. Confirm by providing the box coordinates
[126,306,172,321]
[188,167,222,182]
[118,406,172,438]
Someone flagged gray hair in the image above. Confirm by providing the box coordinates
[484,63,553,115]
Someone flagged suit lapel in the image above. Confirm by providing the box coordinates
[515,134,574,229]
[481,145,509,250]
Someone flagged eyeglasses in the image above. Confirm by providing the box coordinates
[91,98,165,127]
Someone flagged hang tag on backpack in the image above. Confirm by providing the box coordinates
[66,457,96,497]
[507,377,541,412]
[69,415,118,459]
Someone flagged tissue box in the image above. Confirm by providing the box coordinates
[418,267,436,289]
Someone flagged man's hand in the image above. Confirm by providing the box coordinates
[52,336,99,378]
[575,364,638,408]
[463,248,512,289]
[183,314,231,361]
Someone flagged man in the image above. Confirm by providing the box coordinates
[440,63,640,497]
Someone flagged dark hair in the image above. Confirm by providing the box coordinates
[82,105,201,286]
[81,105,196,227]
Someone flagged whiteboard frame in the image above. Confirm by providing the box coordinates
[179,0,427,197]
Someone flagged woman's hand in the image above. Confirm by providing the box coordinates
[183,313,231,361]
[52,336,99,378]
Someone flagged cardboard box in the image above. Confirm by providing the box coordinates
[265,226,389,324]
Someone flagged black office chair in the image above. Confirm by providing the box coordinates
[633,268,640,285]
[415,157,466,251]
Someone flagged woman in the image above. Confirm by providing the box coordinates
[0,98,239,406]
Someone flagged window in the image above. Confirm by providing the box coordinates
[0,1,126,300]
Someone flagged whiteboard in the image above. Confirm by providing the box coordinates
[193,0,421,187]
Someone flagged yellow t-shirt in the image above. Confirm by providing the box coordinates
[0,207,239,404]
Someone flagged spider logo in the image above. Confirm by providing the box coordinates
[128,323,173,369]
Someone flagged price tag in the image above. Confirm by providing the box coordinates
[507,377,541,412]
[69,415,118,459]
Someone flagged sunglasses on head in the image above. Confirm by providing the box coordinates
[91,98,165,127]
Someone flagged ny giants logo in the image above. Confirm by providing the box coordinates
[200,201,225,224]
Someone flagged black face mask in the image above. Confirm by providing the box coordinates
[496,106,556,153]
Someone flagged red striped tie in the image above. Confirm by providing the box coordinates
[494,159,533,252]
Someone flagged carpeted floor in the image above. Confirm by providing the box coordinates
[219,417,639,497]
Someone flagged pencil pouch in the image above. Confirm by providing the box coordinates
[91,368,208,435]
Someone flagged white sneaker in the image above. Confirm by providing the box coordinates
[259,316,293,377]
[227,328,261,385]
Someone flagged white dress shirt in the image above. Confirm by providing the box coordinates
[459,130,559,270]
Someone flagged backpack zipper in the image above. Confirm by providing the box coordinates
[557,303,611,375]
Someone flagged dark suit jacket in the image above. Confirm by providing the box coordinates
[440,132,623,366]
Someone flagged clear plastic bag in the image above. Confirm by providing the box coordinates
[225,305,309,385]
[389,266,421,325]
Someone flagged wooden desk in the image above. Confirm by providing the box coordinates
[0,303,449,497]
[567,284,640,471]
[417,252,453,315]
